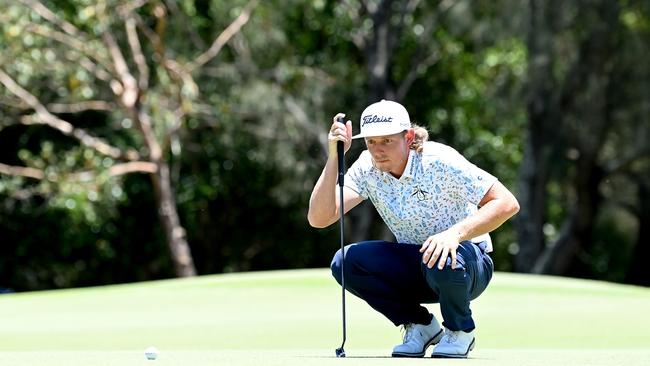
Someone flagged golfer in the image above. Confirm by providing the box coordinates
[308,100,519,358]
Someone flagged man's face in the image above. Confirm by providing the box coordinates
[364,131,412,177]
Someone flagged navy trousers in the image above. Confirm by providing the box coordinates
[331,240,493,331]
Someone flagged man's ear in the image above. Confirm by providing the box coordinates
[405,128,415,144]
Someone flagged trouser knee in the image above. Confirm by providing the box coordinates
[331,244,365,288]
[330,248,344,285]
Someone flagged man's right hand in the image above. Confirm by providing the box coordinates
[328,113,353,158]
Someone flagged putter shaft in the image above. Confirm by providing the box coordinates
[336,138,347,356]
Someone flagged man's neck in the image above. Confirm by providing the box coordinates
[388,151,411,179]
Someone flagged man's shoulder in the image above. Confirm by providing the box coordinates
[420,141,461,161]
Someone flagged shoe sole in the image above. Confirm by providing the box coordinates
[431,337,475,359]
[391,328,444,358]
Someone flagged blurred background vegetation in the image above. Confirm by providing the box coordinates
[0,0,648,291]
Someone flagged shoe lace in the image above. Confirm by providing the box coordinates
[442,330,458,344]
[400,323,416,343]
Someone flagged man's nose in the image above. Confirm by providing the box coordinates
[372,145,385,153]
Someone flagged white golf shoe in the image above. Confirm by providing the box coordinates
[431,328,475,358]
[391,315,443,357]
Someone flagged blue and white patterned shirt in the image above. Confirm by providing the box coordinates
[345,141,498,252]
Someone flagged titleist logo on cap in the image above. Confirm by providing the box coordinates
[361,114,393,126]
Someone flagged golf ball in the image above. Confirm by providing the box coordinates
[144,346,158,360]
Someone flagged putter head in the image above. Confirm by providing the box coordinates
[335,347,346,358]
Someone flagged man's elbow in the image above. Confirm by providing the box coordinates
[307,212,332,228]
[507,196,520,217]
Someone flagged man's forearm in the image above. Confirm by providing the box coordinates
[452,197,519,242]
[307,157,340,228]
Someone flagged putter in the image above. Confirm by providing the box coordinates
[335,117,347,358]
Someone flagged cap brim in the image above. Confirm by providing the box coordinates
[351,128,409,140]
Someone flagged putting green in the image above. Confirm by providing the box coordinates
[0,269,648,365]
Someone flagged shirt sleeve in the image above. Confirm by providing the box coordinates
[344,151,370,199]
[443,148,498,205]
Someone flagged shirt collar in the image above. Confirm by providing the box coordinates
[373,149,419,181]
[399,150,418,181]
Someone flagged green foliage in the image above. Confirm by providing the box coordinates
[1,0,646,290]
[0,0,528,289]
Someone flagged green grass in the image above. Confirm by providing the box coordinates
[0,269,648,365]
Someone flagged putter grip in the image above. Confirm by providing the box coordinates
[336,116,345,187]
[337,142,344,187]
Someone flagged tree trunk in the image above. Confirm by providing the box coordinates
[515,0,558,272]
[366,0,396,100]
[515,130,550,272]
[625,180,650,286]
[150,161,197,277]
[533,162,603,274]
[531,0,618,275]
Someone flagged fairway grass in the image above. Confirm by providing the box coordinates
[0,269,648,365]
[1,350,649,366]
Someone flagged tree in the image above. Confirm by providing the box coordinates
[295,1,526,248]
[0,0,257,277]
[516,0,650,279]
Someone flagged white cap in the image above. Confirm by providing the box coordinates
[352,100,411,139]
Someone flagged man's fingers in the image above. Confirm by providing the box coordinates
[437,247,449,270]
[329,123,349,144]
[420,237,432,253]
[427,244,443,269]
[330,133,347,142]
[422,246,432,264]
[422,240,436,264]
[450,249,457,269]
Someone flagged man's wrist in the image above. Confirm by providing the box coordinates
[451,225,466,242]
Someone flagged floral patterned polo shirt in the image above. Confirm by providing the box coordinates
[345,141,498,252]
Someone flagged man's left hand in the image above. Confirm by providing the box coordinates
[420,229,461,270]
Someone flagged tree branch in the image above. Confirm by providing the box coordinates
[283,96,328,160]
[134,110,162,162]
[396,51,440,101]
[186,0,258,72]
[47,101,115,113]
[125,17,149,91]
[18,0,114,76]
[107,161,157,176]
[71,161,157,182]
[18,0,83,37]
[23,23,111,73]
[0,162,156,182]
[131,12,162,53]
[0,162,44,180]
[102,31,139,107]
[0,68,137,161]
[75,56,112,82]
[395,0,459,101]
[116,0,150,17]
[532,211,577,274]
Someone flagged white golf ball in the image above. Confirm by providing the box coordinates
[144,346,159,360]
